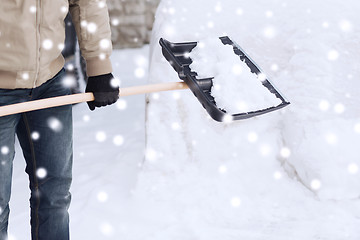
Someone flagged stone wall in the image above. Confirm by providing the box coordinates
[107,0,161,49]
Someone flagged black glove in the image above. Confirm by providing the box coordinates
[85,73,119,111]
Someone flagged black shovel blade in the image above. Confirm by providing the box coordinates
[159,37,290,122]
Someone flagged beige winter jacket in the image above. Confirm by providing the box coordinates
[0,0,113,89]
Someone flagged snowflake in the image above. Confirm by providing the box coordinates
[31,131,40,140]
[236,101,248,112]
[99,39,111,49]
[151,93,160,100]
[322,21,329,28]
[96,131,107,142]
[260,144,271,156]
[98,1,106,8]
[172,92,181,100]
[171,122,181,130]
[271,64,279,72]
[197,41,205,49]
[116,99,127,110]
[230,197,241,207]
[61,6,68,13]
[232,64,243,75]
[280,147,291,158]
[327,50,339,61]
[62,75,76,88]
[145,147,158,162]
[247,132,258,143]
[1,146,9,155]
[207,21,214,28]
[265,10,273,18]
[273,171,282,180]
[214,3,222,12]
[83,115,90,122]
[348,163,359,174]
[22,73,29,80]
[310,179,321,190]
[48,117,63,132]
[100,223,114,237]
[263,26,277,39]
[213,83,221,91]
[113,135,124,146]
[111,18,119,26]
[58,43,65,51]
[325,133,337,145]
[99,53,106,60]
[135,55,148,67]
[339,20,352,32]
[97,191,108,202]
[333,103,345,114]
[218,165,227,174]
[318,100,330,111]
[110,77,120,88]
[168,7,175,15]
[354,123,360,133]
[36,168,47,179]
[66,64,74,71]
[183,52,191,58]
[257,73,267,81]
[29,6,36,13]
[163,24,176,37]
[222,114,234,123]
[87,22,97,33]
[236,8,243,15]
[134,67,145,78]
[42,39,53,50]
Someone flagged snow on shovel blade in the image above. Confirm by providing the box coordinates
[159,37,290,122]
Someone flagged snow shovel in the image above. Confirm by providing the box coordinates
[0,37,289,122]
[159,36,290,122]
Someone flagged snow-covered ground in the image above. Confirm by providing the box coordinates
[141,0,360,239]
[7,0,360,239]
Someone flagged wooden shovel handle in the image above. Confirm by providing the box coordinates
[0,82,188,117]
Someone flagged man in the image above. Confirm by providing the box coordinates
[0,0,118,239]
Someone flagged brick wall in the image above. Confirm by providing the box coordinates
[107,0,161,49]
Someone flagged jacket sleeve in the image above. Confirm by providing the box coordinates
[68,0,113,77]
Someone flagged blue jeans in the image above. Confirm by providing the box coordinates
[0,68,72,240]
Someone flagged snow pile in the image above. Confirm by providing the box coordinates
[126,0,360,239]
[189,37,281,113]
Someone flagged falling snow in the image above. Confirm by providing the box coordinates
[1,146,9,155]
[6,1,360,240]
[95,131,107,142]
[42,39,53,50]
[31,131,40,140]
[47,117,63,132]
[113,135,124,146]
[36,168,47,179]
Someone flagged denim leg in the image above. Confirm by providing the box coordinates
[0,115,18,240]
[16,69,73,240]
[0,88,29,240]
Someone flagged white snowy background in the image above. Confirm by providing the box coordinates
[7,0,360,239]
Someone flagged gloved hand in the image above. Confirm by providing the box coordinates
[85,73,119,110]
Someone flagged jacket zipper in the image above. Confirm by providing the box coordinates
[34,0,41,88]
